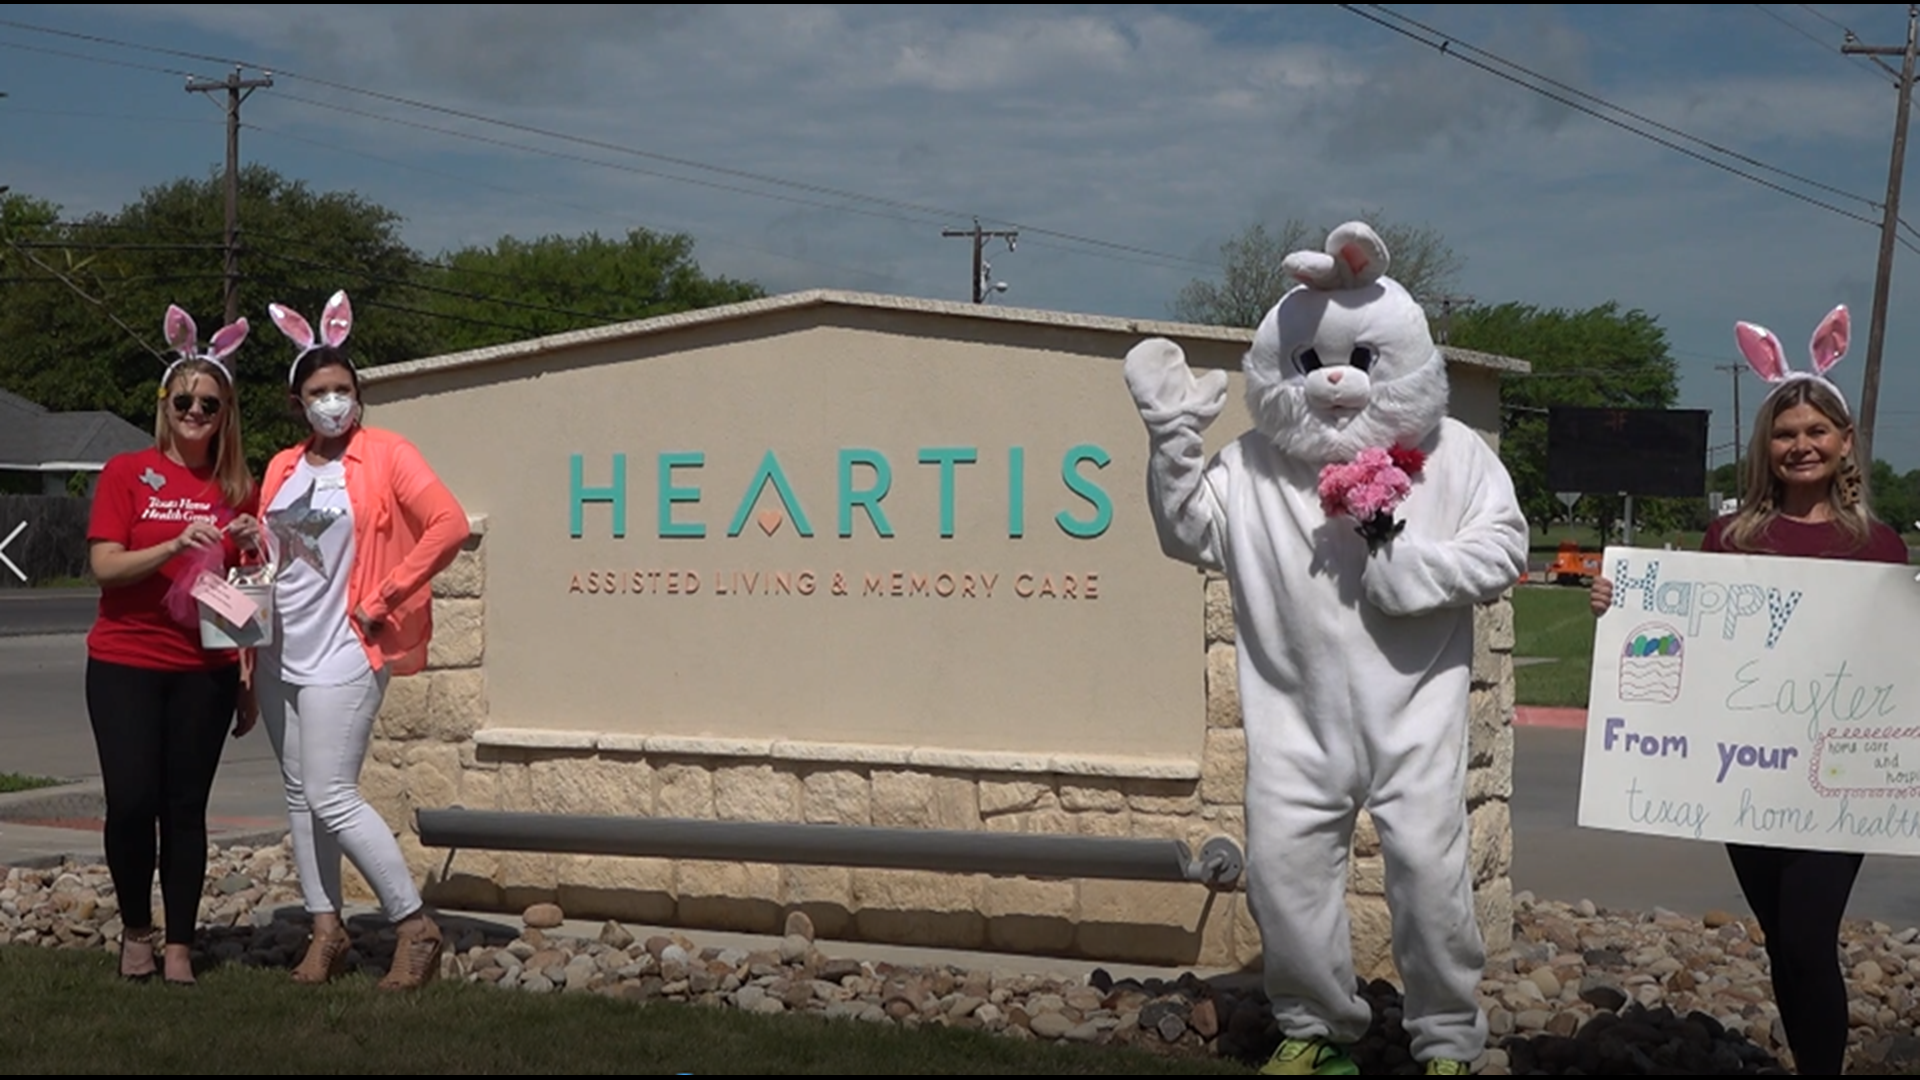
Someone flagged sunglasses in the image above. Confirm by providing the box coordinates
[170,394,223,417]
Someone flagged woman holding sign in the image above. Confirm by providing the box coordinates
[85,306,261,985]
[255,291,469,991]
[1591,305,1908,1074]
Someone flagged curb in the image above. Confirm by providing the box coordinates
[1513,706,1586,730]
[0,780,101,821]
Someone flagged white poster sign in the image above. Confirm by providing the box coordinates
[1577,545,1920,855]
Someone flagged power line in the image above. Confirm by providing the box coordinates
[1797,3,1852,33]
[0,35,195,78]
[0,16,1217,275]
[248,248,634,326]
[1354,4,1882,213]
[1,238,164,359]
[265,90,1206,274]
[1748,4,1895,84]
[1342,4,1920,252]
[246,122,895,286]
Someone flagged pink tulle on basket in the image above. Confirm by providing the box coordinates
[162,542,226,630]
[1318,445,1426,553]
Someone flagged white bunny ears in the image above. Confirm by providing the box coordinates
[268,290,354,387]
[1280,221,1391,291]
[160,305,248,389]
[1734,304,1852,418]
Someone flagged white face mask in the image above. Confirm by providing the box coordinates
[305,392,358,438]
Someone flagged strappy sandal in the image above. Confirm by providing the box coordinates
[376,914,443,992]
[291,924,352,984]
[118,927,159,982]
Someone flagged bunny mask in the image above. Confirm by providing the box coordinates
[1243,222,1449,466]
[268,290,354,388]
[161,305,248,390]
[1734,304,1852,421]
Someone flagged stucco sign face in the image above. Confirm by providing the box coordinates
[564,443,1113,602]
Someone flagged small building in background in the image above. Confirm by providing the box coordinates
[0,389,151,496]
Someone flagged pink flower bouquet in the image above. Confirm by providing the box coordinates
[1318,445,1425,554]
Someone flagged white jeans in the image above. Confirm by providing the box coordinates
[257,665,423,924]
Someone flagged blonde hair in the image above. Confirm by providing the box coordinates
[1721,377,1876,552]
[152,359,254,508]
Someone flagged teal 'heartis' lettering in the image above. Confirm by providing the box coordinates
[1056,444,1112,539]
[728,451,814,538]
[1609,557,1802,648]
[570,453,626,539]
[918,447,978,539]
[658,452,705,539]
[838,449,893,539]
[567,446,1113,541]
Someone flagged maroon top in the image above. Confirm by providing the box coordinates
[1701,513,1910,565]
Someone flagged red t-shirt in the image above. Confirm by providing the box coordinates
[1702,513,1911,565]
[86,447,259,671]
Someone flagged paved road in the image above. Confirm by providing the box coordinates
[0,588,97,637]
[3,595,1917,929]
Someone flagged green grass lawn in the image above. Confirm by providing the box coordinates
[0,948,1249,1075]
[0,773,62,794]
[1511,584,1597,709]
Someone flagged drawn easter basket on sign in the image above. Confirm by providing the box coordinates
[1617,621,1685,705]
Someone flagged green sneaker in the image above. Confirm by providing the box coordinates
[1423,1059,1473,1076]
[1259,1037,1360,1076]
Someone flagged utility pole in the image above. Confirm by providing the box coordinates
[941,217,1018,303]
[1842,5,1918,471]
[1714,363,1745,483]
[1427,294,1475,345]
[186,67,273,325]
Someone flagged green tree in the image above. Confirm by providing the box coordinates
[1448,301,1680,539]
[1170,212,1464,329]
[416,229,765,354]
[1868,460,1920,534]
[0,167,430,468]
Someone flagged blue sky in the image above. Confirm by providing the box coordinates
[3,4,1918,472]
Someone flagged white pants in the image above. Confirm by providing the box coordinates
[258,665,423,924]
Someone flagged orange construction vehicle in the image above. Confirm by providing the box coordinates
[1546,539,1602,586]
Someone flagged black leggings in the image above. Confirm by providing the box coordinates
[1725,843,1864,1075]
[84,658,240,947]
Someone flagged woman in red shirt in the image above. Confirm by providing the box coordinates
[1591,307,1908,1075]
[257,291,469,992]
[85,306,262,985]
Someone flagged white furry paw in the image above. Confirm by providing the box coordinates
[1124,338,1227,425]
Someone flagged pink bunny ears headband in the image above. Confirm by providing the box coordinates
[1734,304,1852,419]
[268,290,354,388]
[161,305,248,390]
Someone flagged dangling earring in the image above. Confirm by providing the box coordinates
[1838,458,1864,510]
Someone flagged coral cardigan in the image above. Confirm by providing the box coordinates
[260,426,469,676]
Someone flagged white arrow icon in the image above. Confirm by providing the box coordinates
[0,522,25,582]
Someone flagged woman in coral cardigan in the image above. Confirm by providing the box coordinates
[256,291,470,991]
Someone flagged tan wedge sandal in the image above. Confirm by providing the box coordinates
[290,925,352,984]
[377,914,443,992]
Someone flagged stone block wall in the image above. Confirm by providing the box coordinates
[357,526,1518,973]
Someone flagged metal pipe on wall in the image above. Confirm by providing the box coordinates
[416,808,1244,889]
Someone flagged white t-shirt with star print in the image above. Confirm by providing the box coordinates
[264,456,370,686]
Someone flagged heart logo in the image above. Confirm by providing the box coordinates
[757,509,783,535]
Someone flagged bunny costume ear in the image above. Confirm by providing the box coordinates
[1280,221,1392,292]
[269,289,355,387]
[158,303,246,389]
[1733,304,1851,418]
